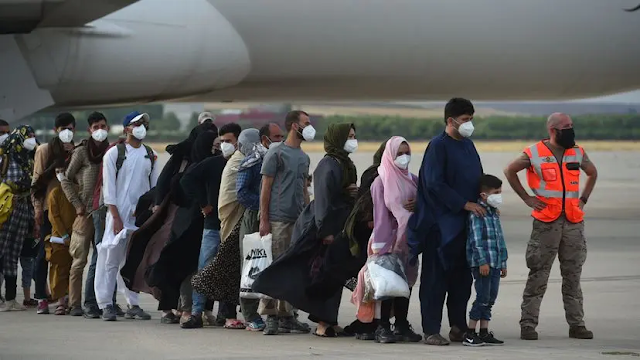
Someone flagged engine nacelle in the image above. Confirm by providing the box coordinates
[13,0,250,107]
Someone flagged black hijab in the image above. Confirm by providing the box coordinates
[190,131,217,164]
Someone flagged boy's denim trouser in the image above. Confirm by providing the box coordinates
[469,267,501,321]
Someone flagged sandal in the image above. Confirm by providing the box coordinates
[313,327,337,338]
[54,305,66,316]
[223,319,245,329]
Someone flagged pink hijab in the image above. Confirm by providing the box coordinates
[377,136,418,251]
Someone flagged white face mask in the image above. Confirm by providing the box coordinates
[221,142,235,158]
[486,194,503,208]
[394,154,411,170]
[456,121,474,138]
[23,137,38,151]
[56,173,66,182]
[58,129,74,143]
[343,139,358,153]
[91,129,108,142]
[0,134,8,144]
[131,125,147,140]
[301,125,316,141]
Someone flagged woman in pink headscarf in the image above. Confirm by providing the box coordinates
[352,136,421,344]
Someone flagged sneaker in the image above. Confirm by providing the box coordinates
[520,326,538,340]
[246,318,266,332]
[394,323,423,343]
[424,333,451,346]
[37,300,50,314]
[161,312,179,324]
[0,299,26,312]
[462,331,485,347]
[279,316,311,334]
[374,325,397,344]
[449,326,464,343]
[69,307,84,317]
[114,304,125,317]
[84,306,101,319]
[479,331,504,345]
[569,326,594,339]
[102,305,118,321]
[355,332,376,341]
[180,315,204,329]
[125,305,151,320]
[23,299,38,308]
[263,315,279,335]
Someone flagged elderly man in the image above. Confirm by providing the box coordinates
[504,113,598,341]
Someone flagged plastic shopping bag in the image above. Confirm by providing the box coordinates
[239,232,273,299]
[367,254,410,300]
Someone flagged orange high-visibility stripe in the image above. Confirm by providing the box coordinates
[524,141,584,223]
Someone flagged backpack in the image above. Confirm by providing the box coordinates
[91,140,156,212]
[0,155,14,228]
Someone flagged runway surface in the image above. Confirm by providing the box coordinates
[1,151,638,359]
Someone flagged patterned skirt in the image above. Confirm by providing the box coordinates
[192,219,242,305]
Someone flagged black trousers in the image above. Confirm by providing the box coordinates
[380,294,411,327]
[419,233,472,335]
[34,211,52,300]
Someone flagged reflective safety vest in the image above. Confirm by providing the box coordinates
[524,141,584,223]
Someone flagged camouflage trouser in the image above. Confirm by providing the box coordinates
[258,221,295,317]
[520,217,587,329]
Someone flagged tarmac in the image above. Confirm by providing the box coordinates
[1,151,639,360]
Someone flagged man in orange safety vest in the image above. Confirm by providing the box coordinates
[504,113,598,341]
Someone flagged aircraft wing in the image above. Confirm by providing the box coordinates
[0,0,139,34]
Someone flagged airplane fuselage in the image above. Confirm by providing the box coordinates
[1,0,640,121]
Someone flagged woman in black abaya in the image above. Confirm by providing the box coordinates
[252,123,358,337]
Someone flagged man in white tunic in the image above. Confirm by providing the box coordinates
[94,111,160,321]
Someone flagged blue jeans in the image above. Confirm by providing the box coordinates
[469,267,501,321]
[84,208,116,309]
[20,257,35,289]
[192,229,221,315]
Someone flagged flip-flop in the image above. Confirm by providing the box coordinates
[313,327,337,338]
[224,319,245,329]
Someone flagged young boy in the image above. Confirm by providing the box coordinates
[464,174,508,347]
[44,175,76,315]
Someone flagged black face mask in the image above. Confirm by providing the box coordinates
[555,128,576,149]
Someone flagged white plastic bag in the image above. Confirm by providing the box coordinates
[367,254,410,300]
[239,232,273,299]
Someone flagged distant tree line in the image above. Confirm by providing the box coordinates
[19,106,640,142]
[317,114,640,140]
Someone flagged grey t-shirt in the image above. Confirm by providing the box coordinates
[261,142,310,223]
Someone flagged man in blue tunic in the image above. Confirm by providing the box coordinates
[408,98,485,346]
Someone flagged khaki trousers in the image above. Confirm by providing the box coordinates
[68,216,95,308]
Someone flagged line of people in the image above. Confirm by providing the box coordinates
[0,97,597,347]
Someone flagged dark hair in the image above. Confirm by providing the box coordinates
[0,119,8,127]
[219,122,242,139]
[87,111,107,126]
[308,174,313,182]
[259,123,273,139]
[284,110,309,132]
[55,112,76,128]
[444,98,475,124]
[479,174,502,193]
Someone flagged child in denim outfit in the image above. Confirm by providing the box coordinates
[464,174,508,346]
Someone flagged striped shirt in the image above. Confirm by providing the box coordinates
[466,199,508,269]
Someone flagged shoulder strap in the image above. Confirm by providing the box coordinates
[115,142,126,178]
[143,144,155,171]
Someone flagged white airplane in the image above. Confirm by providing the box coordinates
[1,0,640,121]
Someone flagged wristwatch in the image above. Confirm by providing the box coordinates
[579,196,588,204]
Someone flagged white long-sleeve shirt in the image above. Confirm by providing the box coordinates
[100,143,159,248]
